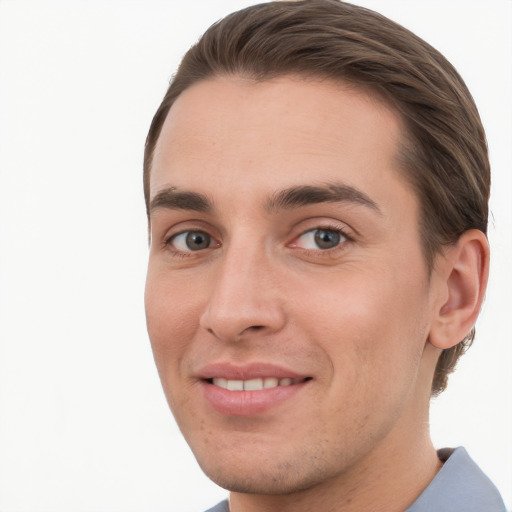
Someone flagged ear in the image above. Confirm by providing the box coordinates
[428,229,490,350]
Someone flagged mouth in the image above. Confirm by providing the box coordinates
[207,376,311,391]
[197,364,313,416]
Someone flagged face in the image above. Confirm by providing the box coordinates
[145,76,440,495]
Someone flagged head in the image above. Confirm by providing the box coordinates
[143,0,490,503]
[144,0,490,397]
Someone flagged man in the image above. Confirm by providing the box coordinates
[143,1,507,511]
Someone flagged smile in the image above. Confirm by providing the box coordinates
[201,375,312,416]
[210,377,308,391]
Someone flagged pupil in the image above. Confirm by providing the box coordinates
[186,231,210,250]
[314,229,340,249]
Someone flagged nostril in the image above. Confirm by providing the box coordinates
[244,325,266,334]
[231,324,267,343]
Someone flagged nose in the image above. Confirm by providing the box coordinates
[199,242,286,343]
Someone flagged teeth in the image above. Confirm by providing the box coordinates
[227,380,244,391]
[214,378,228,389]
[212,377,301,390]
[244,378,264,391]
[263,377,279,389]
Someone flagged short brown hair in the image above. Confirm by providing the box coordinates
[143,0,490,395]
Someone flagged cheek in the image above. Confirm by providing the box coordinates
[144,267,202,374]
[297,264,430,386]
[145,268,208,424]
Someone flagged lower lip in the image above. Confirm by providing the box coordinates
[201,380,309,416]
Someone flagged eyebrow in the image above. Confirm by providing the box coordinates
[149,182,381,217]
[265,183,382,214]
[149,187,213,214]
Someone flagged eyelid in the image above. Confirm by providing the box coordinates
[157,217,213,242]
[166,228,219,246]
[158,220,221,255]
[156,218,353,257]
[287,221,354,255]
[290,220,354,242]
[170,230,210,251]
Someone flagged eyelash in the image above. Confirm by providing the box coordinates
[291,224,353,254]
[163,230,218,257]
[161,224,353,258]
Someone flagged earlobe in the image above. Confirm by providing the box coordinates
[428,230,490,350]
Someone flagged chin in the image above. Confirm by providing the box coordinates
[202,464,322,496]
[193,443,342,496]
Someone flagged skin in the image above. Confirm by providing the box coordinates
[145,76,489,512]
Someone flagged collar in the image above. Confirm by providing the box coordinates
[406,446,506,512]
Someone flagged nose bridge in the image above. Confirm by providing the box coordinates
[200,231,284,342]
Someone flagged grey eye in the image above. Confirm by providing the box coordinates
[295,228,345,250]
[172,231,212,251]
[314,229,342,249]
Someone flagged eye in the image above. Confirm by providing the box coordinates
[169,230,214,252]
[294,228,347,250]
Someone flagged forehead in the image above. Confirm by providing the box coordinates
[150,75,412,213]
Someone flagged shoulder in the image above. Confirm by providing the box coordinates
[406,447,507,512]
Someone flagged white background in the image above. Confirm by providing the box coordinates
[0,1,510,511]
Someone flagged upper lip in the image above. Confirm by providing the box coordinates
[196,362,310,381]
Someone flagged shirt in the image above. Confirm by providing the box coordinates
[204,447,506,512]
